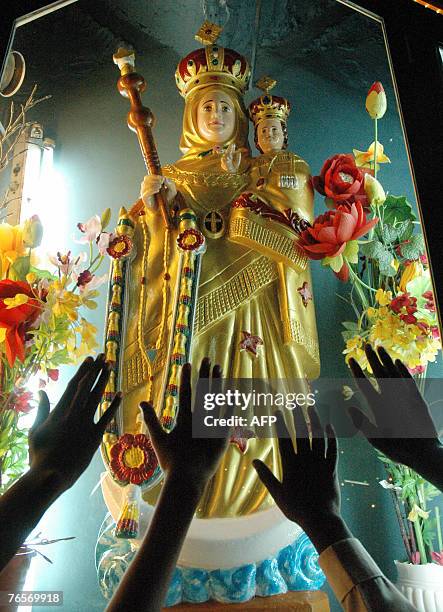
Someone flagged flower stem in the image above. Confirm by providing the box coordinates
[346,259,377,295]
[436,506,443,552]
[374,118,378,180]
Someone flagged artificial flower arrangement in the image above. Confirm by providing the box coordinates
[298,82,442,565]
[0,210,114,492]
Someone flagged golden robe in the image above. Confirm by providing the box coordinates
[116,146,320,519]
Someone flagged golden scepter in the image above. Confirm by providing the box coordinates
[113,47,170,228]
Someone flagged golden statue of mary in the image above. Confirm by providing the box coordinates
[102,26,320,524]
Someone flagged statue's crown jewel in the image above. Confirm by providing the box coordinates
[175,21,250,98]
[248,77,291,125]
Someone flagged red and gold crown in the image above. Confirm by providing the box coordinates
[248,77,291,126]
[175,21,250,98]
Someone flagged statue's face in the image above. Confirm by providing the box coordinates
[257,118,285,154]
[196,89,236,144]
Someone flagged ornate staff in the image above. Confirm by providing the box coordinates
[99,48,206,540]
[112,47,170,228]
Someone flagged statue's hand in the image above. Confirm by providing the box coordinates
[140,175,177,209]
[221,143,241,173]
[141,358,230,489]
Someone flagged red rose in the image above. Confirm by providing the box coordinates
[312,154,370,210]
[0,280,41,367]
[299,202,378,261]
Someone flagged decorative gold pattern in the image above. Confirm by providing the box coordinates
[163,164,247,193]
[229,214,308,273]
[256,76,277,93]
[195,21,222,45]
[194,256,278,334]
[282,319,320,364]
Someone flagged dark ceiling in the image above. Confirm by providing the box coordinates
[9,0,388,99]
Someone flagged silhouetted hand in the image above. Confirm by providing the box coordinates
[253,409,340,534]
[348,344,442,473]
[0,355,122,572]
[29,354,122,492]
[141,358,230,488]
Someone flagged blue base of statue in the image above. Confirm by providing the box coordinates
[95,514,325,606]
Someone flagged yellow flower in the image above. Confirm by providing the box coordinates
[366,307,377,318]
[79,317,99,351]
[80,290,99,310]
[343,335,372,373]
[399,262,424,293]
[26,272,37,284]
[3,293,29,309]
[353,141,391,171]
[0,223,26,278]
[408,504,429,522]
[0,328,6,342]
[48,280,80,321]
[375,288,393,306]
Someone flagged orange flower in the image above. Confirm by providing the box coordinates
[0,280,40,366]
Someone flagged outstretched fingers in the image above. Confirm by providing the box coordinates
[253,459,282,503]
[57,356,95,407]
[349,357,380,406]
[31,390,51,432]
[141,401,168,450]
[325,424,338,469]
[96,392,122,436]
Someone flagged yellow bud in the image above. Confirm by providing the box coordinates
[26,272,37,284]
[366,82,387,120]
[364,174,386,207]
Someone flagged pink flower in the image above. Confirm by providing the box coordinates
[431,551,443,565]
[408,365,426,375]
[420,253,428,267]
[411,551,421,565]
[48,251,87,275]
[76,215,102,243]
[97,232,114,256]
[47,369,59,381]
[431,326,440,339]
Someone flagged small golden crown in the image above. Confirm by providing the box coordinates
[175,21,250,98]
[248,77,291,126]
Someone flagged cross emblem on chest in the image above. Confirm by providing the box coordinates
[203,210,225,238]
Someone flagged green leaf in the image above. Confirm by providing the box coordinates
[382,224,399,244]
[400,234,425,260]
[101,208,112,230]
[342,321,360,331]
[342,330,357,342]
[343,240,359,264]
[9,255,31,281]
[360,240,385,259]
[395,220,414,242]
[29,266,57,281]
[378,251,397,277]
[383,195,416,225]
[323,254,344,273]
